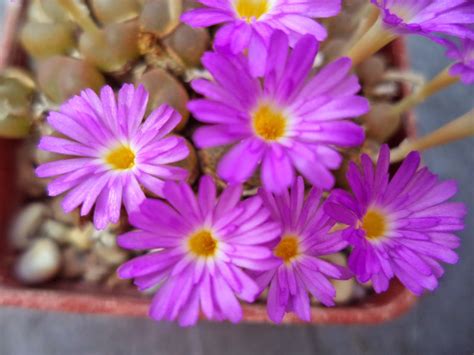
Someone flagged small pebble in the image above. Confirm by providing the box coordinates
[92,229,117,248]
[320,253,356,304]
[60,247,87,279]
[66,223,94,251]
[9,203,49,249]
[50,197,80,226]
[352,284,369,300]
[94,244,129,266]
[15,239,61,285]
[83,254,113,284]
[40,219,69,244]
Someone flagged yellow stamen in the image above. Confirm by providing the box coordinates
[361,209,387,240]
[274,235,300,263]
[188,230,218,257]
[105,145,135,170]
[235,0,269,21]
[252,103,287,141]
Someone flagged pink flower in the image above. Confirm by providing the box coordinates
[182,0,341,55]
[36,84,189,229]
[189,31,368,193]
[256,177,351,323]
[118,176,281,326]
[325,145,466,295]
[372,0,474,42]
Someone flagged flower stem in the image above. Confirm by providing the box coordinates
[57,0,102,39]
[342,4,380,55]
[364,5,381,32]
[390,110,474,163]
[346,18,397,67]
[390,66,460,117]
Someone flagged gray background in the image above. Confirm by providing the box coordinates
[1,3,473,355]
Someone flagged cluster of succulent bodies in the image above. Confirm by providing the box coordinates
[11,0,473,326]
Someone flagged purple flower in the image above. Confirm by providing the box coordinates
[189,31,368,193]
[117,176,281,326]
[372,0,474,42]
[446,37,474,84]
[325,145,466,296]
[255,176,351,323]
[181,0,341,55]
[36,84,189,230]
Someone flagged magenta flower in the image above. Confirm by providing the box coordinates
[189,32,368,193]
[446,37,474,84]
[255,177,351,323]
[372,0,474,42]
[324,145,466,296]
[181,0,341,55]
[36,84,189,230]
[117,176,281,326]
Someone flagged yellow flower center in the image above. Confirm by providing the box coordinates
[252,103,287,141]
[188,230,218,257]
[235,0,269,21]
[105,145,136,170]
[274,235,300,263]
[361,209,387,240]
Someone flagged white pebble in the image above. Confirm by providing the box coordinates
[9,203,49,249]
[15,239,61,285]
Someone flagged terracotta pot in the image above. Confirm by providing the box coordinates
[0,2,417,324]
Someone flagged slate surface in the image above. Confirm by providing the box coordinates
[1,5,473,355]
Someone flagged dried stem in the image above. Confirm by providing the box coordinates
[346,18,397,67]
[390,110,474,163]
[57,0,102,39]
[390,66,460,117]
